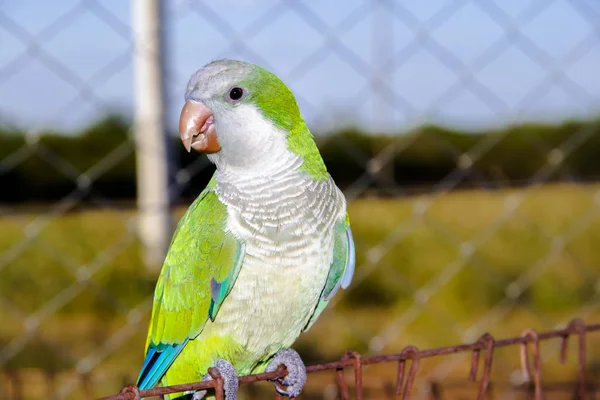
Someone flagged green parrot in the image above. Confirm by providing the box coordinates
[136,59,355,399]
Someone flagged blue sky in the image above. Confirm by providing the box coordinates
[1,0,599,134]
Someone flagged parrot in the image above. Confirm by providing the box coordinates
[136,59,355,399]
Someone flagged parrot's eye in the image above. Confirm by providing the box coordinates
[228,87,244,101]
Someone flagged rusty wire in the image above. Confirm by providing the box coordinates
[97,318,599,400]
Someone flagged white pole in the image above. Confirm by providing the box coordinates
[132,0,171,271]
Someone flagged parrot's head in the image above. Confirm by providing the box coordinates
[180,59,311,172]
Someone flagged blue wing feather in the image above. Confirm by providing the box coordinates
[341,227,355,289]
[323,225,355,301]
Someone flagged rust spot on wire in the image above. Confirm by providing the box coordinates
[341,350,363,400]
[336,364,349,400]
[272,366,292,400]
[119,384,141,400]
[395,345,420,400]
[208,367,224,400]
[98,320,600,400]
[565,318,588,400]
[520,329,543,400]
[471,333,495,400]
[468,333,494,385]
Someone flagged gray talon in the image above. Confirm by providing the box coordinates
[192,359,239,400]
[265,348,307,398]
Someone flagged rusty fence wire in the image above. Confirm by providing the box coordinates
[1,0,600,399]
[94,318,599,400]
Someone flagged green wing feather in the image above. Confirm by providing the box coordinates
[303,214,355,331]
[142,177,244,382]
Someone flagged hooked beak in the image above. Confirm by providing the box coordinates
[179,100,221,153]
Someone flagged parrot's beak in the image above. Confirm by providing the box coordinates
[179,100,221,154]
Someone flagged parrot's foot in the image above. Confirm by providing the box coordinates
[265,348,306,398]
[192,359,239,400]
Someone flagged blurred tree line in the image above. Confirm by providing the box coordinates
[0,115,598,203]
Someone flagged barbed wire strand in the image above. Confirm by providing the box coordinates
[96,318,599,400]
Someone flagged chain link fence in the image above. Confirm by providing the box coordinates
[1,0,599,399]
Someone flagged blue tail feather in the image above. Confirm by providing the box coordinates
[137,341,188,391]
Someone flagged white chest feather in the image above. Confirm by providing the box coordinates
[208,153,345,355]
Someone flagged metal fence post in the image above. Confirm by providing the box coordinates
[132,0,172,271]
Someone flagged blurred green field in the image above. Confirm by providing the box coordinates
[1,182,599,398]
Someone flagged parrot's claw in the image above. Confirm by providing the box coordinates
[265,348,307,398]
[192,359,239,400]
